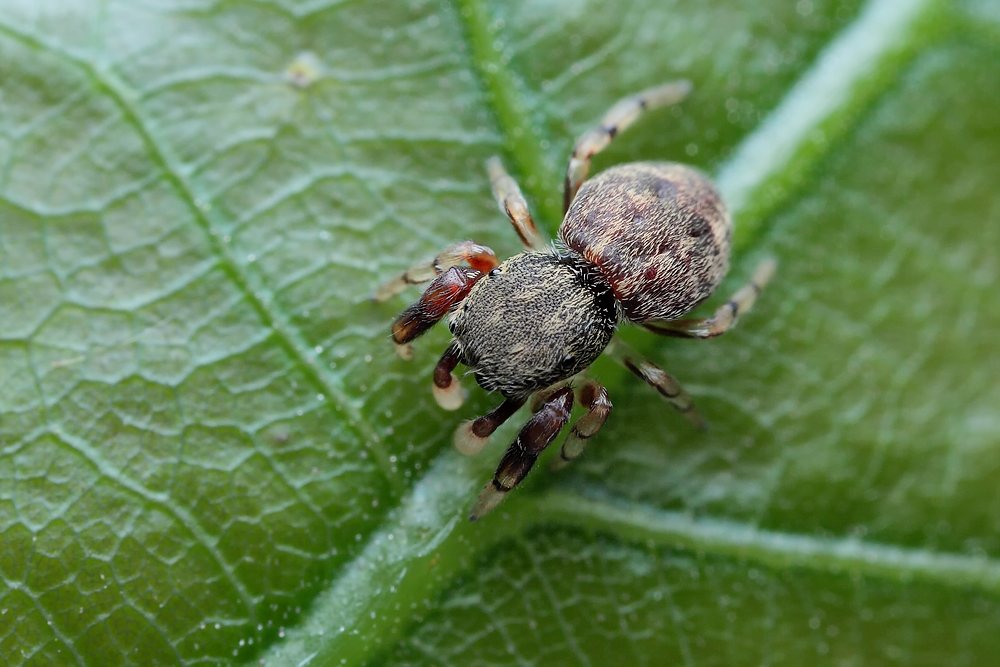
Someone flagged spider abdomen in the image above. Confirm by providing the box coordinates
[559,161,731,322]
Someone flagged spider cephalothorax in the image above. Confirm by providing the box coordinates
[451,250,618,399]
[376,81,775,520]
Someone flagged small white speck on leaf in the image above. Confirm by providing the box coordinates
[285,51,323,88]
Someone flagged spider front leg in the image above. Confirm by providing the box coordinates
[642,258,776,339]
[564,80,692,211]
[391,266,484,359]
[550,380,612,471]
[486,157,547,250]
[431,342,467,410]
[374,240,498,302]
[470,386,574,520]
[604,336,706,429]
[453,395,527,455]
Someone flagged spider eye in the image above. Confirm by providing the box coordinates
[488,268,501,277]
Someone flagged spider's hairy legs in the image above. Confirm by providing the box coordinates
[432,342,467,410]
[564,80,692,211]
[453,395,527,455]
[550,380,612,471]
[374,240,498,302]
[604,336,706,429]
[486,157,547,250]
[470,386,574,520]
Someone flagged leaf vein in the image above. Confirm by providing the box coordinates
[0,19,406,498]
[47,426,259,621]
[540,490,1000,594]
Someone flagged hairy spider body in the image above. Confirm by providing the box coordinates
[377,81,775,520]
[449,251,618,399]
[562,162,731,321]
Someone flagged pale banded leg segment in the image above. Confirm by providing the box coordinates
[374,240,499,302]
[604,336,706,429]
[432,342,467,410]
[470,386,574,520]
[486,157,547,250]
[453,395,526,456]
[550,380,612,471]
[564,80,692,211]
[642,258,777,339]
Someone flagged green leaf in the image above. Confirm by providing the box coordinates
[0,1,997,666]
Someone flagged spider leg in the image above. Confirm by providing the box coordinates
[550,380,612,471]
[432,342,467,410]
[391,266,484,359]
[641,258,776,339]
[604,336,706,429]
[564,80,692,212]
[453,395,527,455]
[374,240,498,302]
[470,386,574,520]
[486,157,547,250]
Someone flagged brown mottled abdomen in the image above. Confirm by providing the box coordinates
[559,162,732,322]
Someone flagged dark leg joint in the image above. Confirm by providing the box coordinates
[432,342,467,410]
[472,396,526,438]
[433,343,462,389]
[454,396,526,455]
[656,385,681,399]
[622,357,643,377]
[491,478,512,493]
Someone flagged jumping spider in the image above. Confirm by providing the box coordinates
[376,81,775,520]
